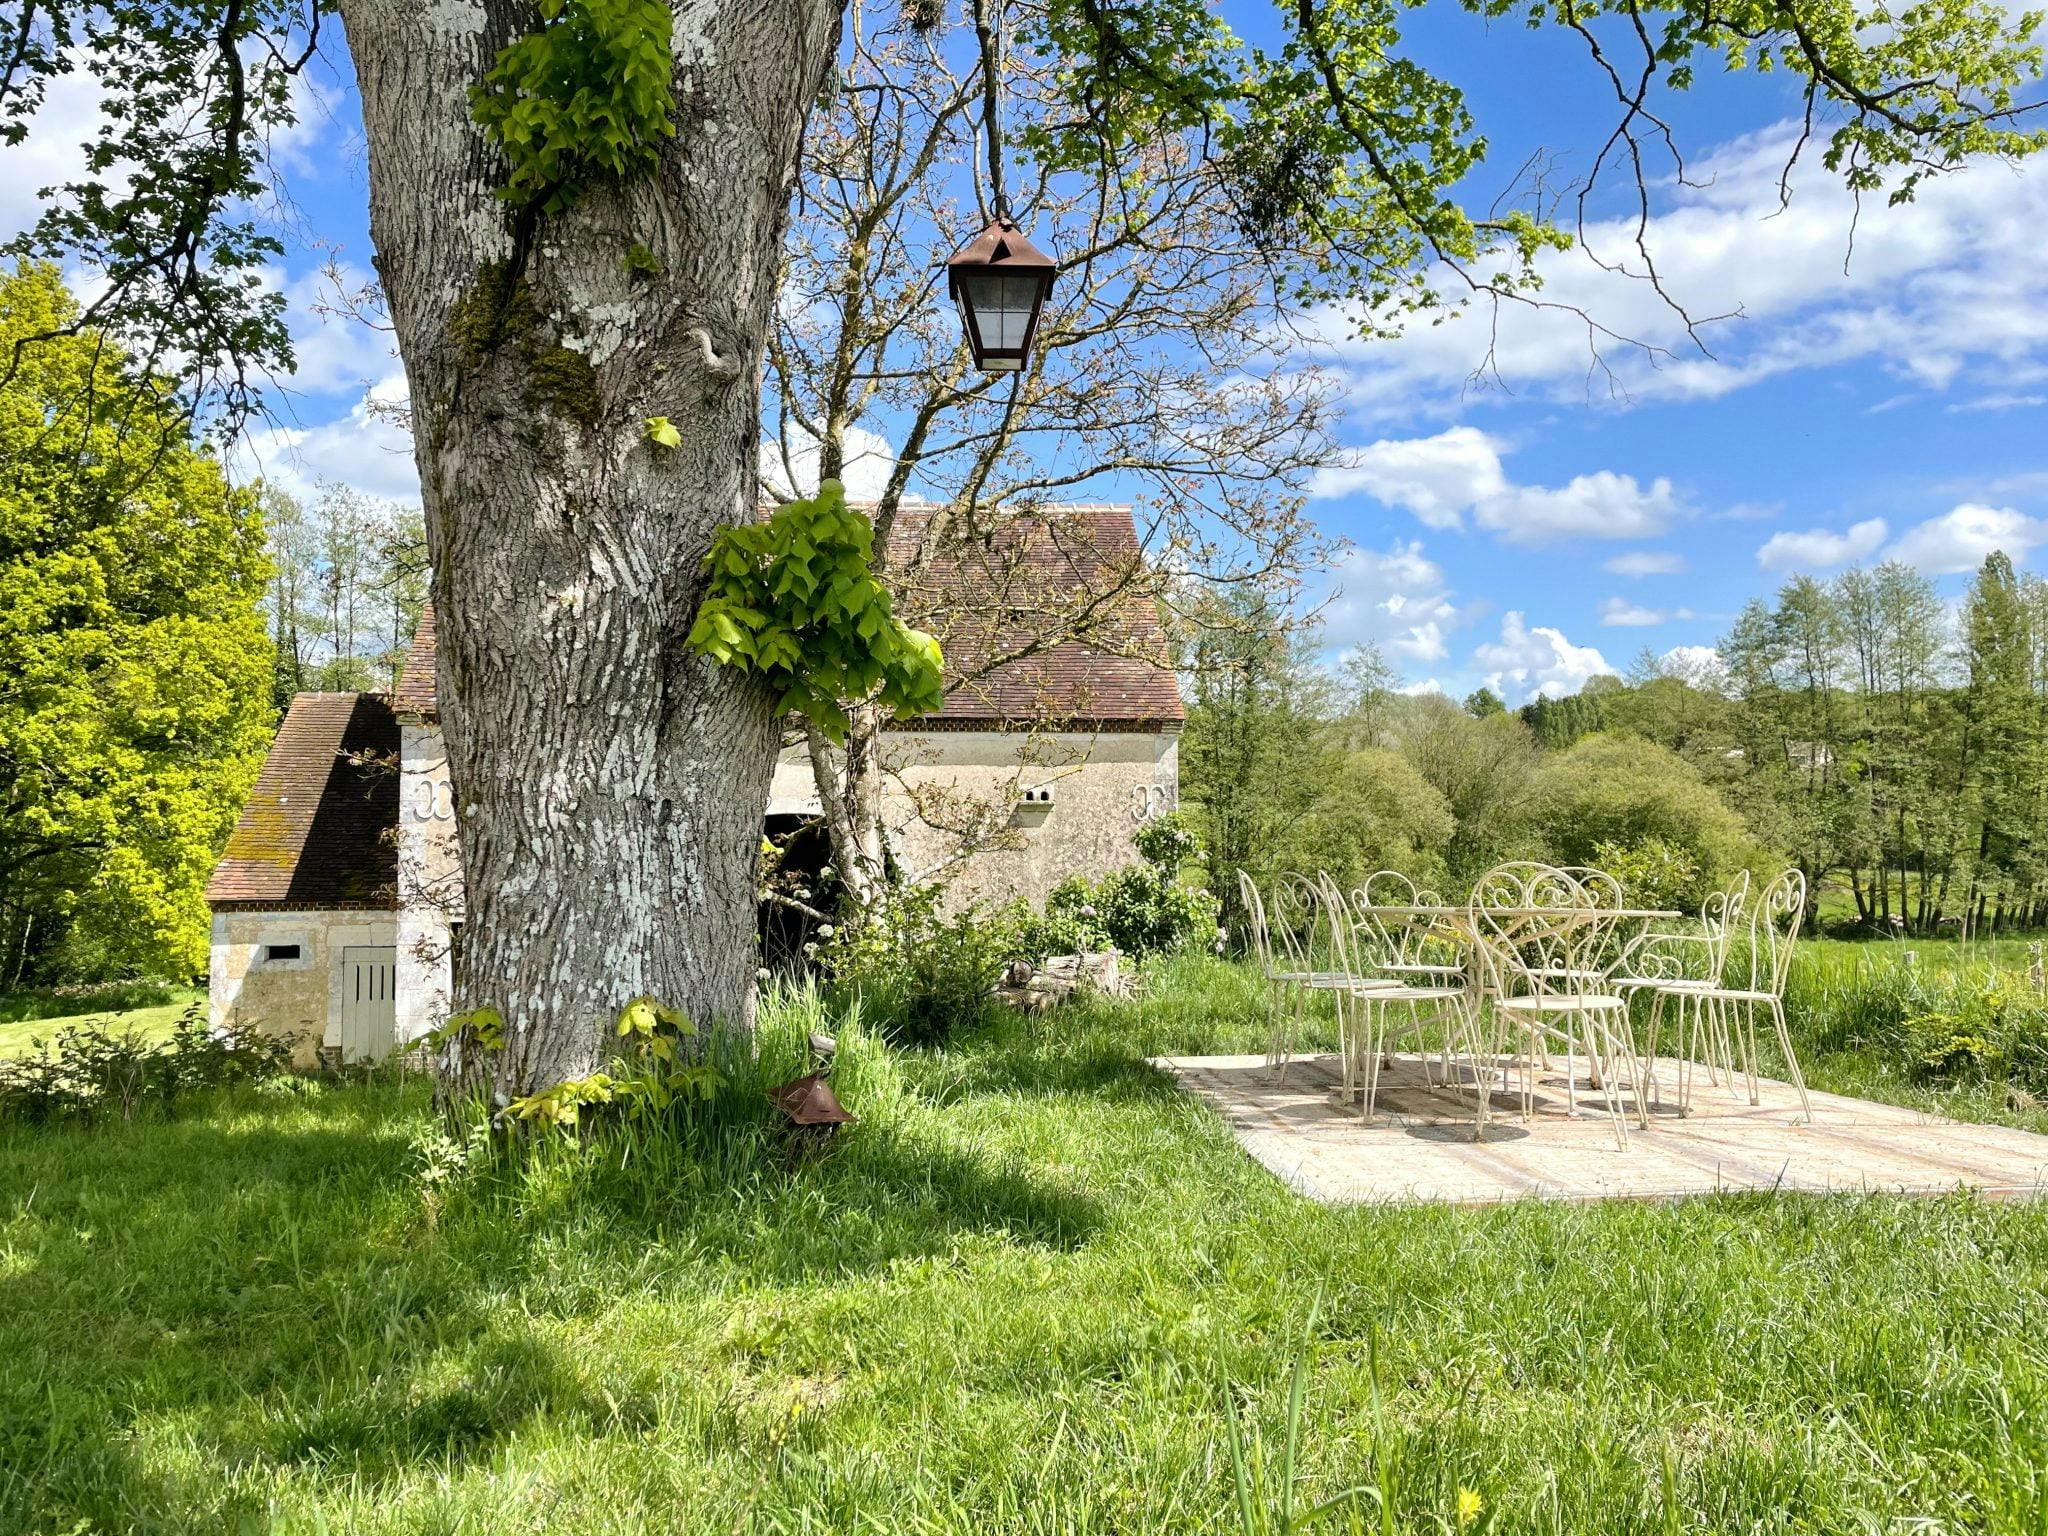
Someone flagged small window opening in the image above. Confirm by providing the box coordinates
[262,943,302,963]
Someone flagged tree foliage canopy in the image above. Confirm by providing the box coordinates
[3,0,2042,422]
[0,264,273,980]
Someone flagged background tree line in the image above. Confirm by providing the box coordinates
[260,484,428,709]
[1180,552,2048,940]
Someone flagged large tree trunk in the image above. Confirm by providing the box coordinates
[340,0,844,1090]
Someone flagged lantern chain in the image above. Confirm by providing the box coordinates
[974,0,1009,222]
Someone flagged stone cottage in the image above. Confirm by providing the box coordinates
[206,504,1184,1058]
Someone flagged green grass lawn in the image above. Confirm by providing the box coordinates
[6,959,2048,1533]
[0,987,204,1059]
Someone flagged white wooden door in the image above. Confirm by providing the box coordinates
[339,946,398,1061]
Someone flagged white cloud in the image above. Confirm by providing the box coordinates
[1475,471,1681,544]
[1756,517,1889,572]
[233,372,421,503]
[760,423,897,504]
[1472,612,1613,704]
[1885,503,2048,575]
[1945,393,2047,414]
[0,67,107,238]
[1599,596,1694,626]
[1310,426,1505,529]
[1399,677,1445,696]
[274,264,397,397]
[1303,122,2048,415]
[1313,427,1682,544]
[1659,645,1731,692]
[1319,540,1464,662]
[1603,550,1687,577]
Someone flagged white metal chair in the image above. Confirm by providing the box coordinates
[1613,870,1751,1110]
[1652,869,1814,1121]
[1325,874,1483,1129]
[1351,871,1467,986]
[1254,871,1397,1083]
[1470,862,1646,1150]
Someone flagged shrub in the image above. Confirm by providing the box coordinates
[1592,836,1703,912]
[826,884,1010,1046]
[1020,810,1223,960]
[0,1004,296,1124]
[1530,733,1751,895]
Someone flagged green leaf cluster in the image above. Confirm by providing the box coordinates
[504,994,720,1135]
[469,0,677,213]
[687,479,945,741]
[0,264,274,981]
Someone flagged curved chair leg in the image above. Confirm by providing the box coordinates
[1739,998,1762,1105]
[1768,996,1814,1122]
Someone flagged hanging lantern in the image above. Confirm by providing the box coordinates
[946,217,1056,373]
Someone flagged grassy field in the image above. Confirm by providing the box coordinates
[5,958,2048,1533]
[0,987,204,1060]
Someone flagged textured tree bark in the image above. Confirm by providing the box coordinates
[339,0,844,1089]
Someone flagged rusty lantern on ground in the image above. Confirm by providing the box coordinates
[946,216,1056,373]
[767,1071,856,1156]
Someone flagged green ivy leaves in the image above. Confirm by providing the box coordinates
[470,0,676,213]
[687,480,945,742]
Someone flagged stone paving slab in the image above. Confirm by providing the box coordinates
[1156,1052,2048,1206]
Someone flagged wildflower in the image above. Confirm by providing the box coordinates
[755,967,771,982]
[1080,904,1097,917]
[1213,940,1225,954]
[1456,1487,1484,1527]
[802,942,818,956]
[817,923,836,937]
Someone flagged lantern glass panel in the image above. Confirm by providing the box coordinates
[961,269,1043,365]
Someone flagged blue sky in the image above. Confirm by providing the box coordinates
[5,8,2044,706]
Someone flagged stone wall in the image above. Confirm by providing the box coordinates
[376,723,1182,1048]
[207,908,398,1064]
[395,722,461,1045]
[770,728,1182,908]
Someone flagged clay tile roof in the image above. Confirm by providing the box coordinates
[888,505,1184,728]
[206,693,400,909]
[391,503,1183,730]
[392,602,437,718]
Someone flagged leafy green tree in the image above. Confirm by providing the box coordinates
[1463,687,1505,719]
[1178,589,1334,934]
[6,0,2040,1070]
[1298,749,1455,895]
[1398,696,1543,884]
[0,265,273,982]
[1528,734,1753,898]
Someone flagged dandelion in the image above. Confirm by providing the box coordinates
[1456,1487,1484,1527]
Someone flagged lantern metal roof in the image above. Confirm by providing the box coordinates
[945,216,1056,373]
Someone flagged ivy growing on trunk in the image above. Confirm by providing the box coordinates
[469,0,677,212]
[687,480,945,742]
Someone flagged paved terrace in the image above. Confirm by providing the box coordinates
[1157,1053,2048,1206]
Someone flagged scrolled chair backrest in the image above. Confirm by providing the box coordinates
[1699,868,1752,979]
[1735,867,1807,997]
[1557,864,1631,973]
[1237,869,1276,976]
[1269,872,1326,975]
[1317,873,1365,978]
[1350,869,1418,970]
[1470,861,1594,994]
